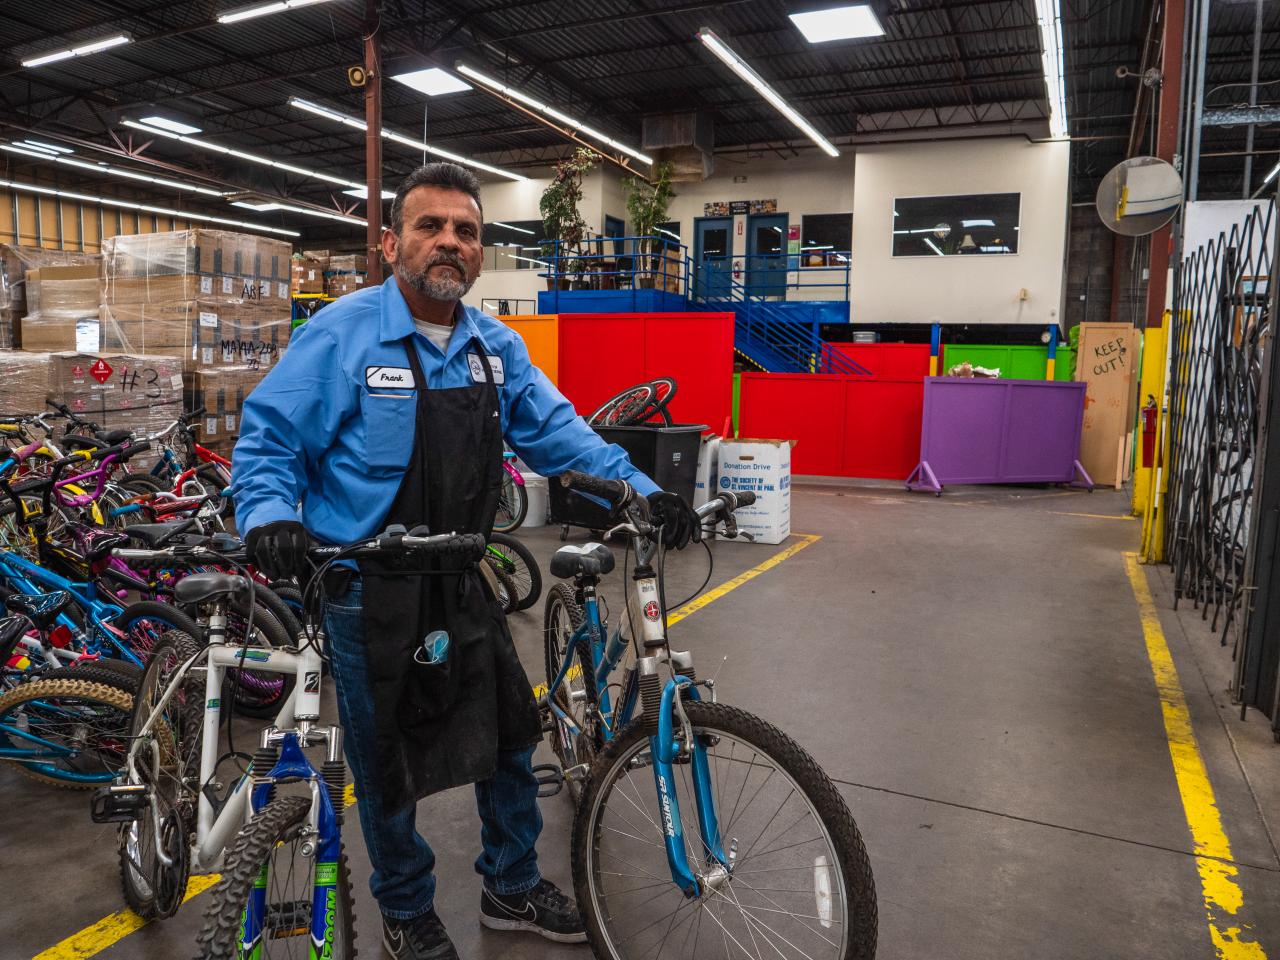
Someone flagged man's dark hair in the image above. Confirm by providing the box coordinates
[389,162,484,234]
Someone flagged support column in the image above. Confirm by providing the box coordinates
[364,0,383,282]
[1145,0,1185,333]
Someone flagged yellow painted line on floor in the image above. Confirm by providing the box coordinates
[532,533,821,699]
[35,790,360,960]
[1124,552,1269,960]
[1052,511,1137,521]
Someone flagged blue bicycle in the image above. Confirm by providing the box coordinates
[544,472,877,960]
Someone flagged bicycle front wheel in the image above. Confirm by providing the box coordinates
[572,700,877,960]
[487,532,542,611]
[195,795,357,959]
[493,470,528,533]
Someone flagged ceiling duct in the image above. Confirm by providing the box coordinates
[641,111,714,181]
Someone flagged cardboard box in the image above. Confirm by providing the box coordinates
[326,273,367,298]
[0,350,52,413]
[693,435,721,509]
[328,254,367,272]
[20,314,100,352]
[291,259,326,294]
[19,265,102,351]
[47,352,186,446]
[99,300,291,371]
[715,439,792,544]
[0,246,100,348]
[102,230,292,306]
[184,365,271,444]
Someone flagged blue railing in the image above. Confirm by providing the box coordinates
[537,235,689,294]
[691,253,850,302]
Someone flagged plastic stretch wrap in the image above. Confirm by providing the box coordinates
[100,299,291,371]
[184,364,273,446]
[22,265,102,352]
[0,349,53,415]
[0,246,100,349]
[102,230,292,307]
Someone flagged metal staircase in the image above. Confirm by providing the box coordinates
[690,273,869,376]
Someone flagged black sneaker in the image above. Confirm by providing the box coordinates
[382,909,459,960]
[479,878,588,943]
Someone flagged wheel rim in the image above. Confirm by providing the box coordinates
[546,599,592,770]
[489,547,531,600]
[0,690,130,780]
[584,727,850,960]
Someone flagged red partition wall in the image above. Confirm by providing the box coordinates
[738,372,925,479]
[557,313,734,429]
[827,343,930,378]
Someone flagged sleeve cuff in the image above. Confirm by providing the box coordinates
[235,501,302,539]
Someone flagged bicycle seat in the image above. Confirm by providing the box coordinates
[174,572,250,606]
[549,542,615,580]
[96,428,132,444]
[5,591,73,629]
[84,531,131,562]
[0,614,29,664]
[123,523,189,547]
[63,435,107,451]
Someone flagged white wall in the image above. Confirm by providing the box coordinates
[851,138,1070,326]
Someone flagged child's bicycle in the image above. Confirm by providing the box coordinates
[543,471,877,960]
[92,528,484,958]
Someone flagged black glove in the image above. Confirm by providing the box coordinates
[647,491,701,550]
[245,520,310,583]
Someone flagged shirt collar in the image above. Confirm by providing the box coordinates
[378,276,493,357]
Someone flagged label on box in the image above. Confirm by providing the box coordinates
[277,282,288,299]
[89,358,113,384]
[221,277,233,294]
[206,417,218,436]
[201,347,214,365]
[222,343,236,363]
[200,276,213,295]
[75,319,99,353]
[199,311,218,328]
[225,414,236,431]
[170,374,184,390]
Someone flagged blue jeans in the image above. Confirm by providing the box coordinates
[323,577,543,919]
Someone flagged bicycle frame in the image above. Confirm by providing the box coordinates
[543,499,730,897]
[0,700,123,784]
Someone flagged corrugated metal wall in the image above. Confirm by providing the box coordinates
[0,189,193,251]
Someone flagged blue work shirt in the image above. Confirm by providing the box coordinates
[232,276,658,543]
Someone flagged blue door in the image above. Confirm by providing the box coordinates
[693,217,733,300]
[746,213,788,299]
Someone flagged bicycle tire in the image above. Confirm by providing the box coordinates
[119,633,202,920]
[0,676,134,788]
[626,376,678,426]
[572,700,877,960]
[118,475,165,495]
[487,532,542,612]
[55,658,143,692]
[113,600,204,661]
[193,795,358,959]
[588,384,656,426]
[494,568,519,614]
[543,583,599,802]
[222,598,295,720]
[493,470,528,534]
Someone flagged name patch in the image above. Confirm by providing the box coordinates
[366,366,415,389]
[467,353,505,384]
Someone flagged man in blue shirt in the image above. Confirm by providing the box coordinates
[234,162,699,960]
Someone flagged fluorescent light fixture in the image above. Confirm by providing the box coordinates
[22,33,131,68]
[454,64,652,165]
[491,221,535,234]
[18,139,73,155]
[1263,161,1280,187]
[0,142,225,197]
[138,115,202,135]
[123,118,363,191]
[788,5,885,43]
[961,219,995,228]
[230,200,282,211]
[505,254,549,266]
[697,28,840,158]
[922,238,945,256]
[217,0,334,23]
[288,97,529,182]
[801,244,834,250]
[0,177,298,236]
[342,186,396,200]
[391,67,472,97]
[1033,0,1068,139]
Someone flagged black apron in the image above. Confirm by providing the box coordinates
[358,332,542,813]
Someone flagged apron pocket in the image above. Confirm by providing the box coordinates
[361,390,416,469]
[398,640,460,728]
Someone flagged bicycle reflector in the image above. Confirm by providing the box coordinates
[49,624,74,649]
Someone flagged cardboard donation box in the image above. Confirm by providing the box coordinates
[693,435,721,509]
[716,439,792,544]
[21,265,102,351]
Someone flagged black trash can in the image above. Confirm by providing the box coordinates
[549,423,705,532]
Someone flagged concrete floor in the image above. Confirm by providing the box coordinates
[4,482,1280,959]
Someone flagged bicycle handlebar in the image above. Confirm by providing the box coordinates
[310,530,487,564]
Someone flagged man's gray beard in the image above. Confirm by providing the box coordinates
[396,261,474,301]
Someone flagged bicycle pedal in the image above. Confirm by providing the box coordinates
[90,783,149,823]
[531,762,563,798]
[564,762,590,782]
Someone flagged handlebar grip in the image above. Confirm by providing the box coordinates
[186,406,207,421]
[731,490,756,508]
[47,450,94,471]
[117,442,151,463]
[558,470,634,507]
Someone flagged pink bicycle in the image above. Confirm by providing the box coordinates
[495,452,527,533]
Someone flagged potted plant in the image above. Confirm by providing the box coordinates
[540,148,598,291]
[624,160,675,289]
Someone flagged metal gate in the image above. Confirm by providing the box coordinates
[1164,200,1280,735]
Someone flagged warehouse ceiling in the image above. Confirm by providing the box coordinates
[0,0,1277,241]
